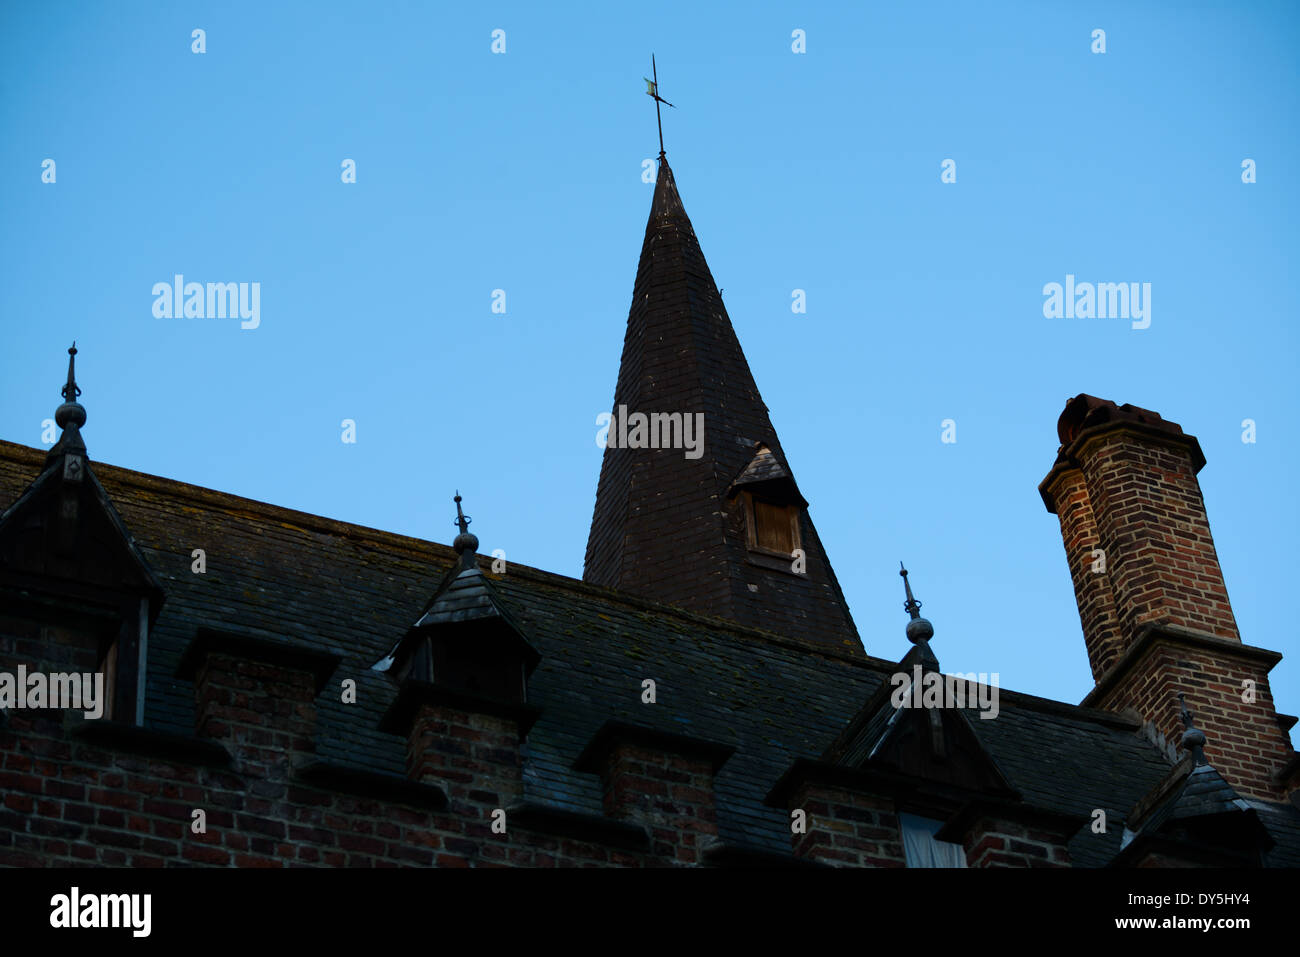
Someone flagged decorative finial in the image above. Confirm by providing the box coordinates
[899,563,934,644]
[452,491,479,558]
[45,341,88,471]
[643,54,675,157]
[900,562,921,618]
[55,341,86,431]
[1177,692,1208,766]
[454,492,470,534]
[62,342,81,400]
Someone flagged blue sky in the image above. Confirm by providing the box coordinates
[1,1,1296,741]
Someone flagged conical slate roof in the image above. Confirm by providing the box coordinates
[583,154,860,653]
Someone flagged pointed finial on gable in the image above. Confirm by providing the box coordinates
[61,342,82,406]
[57,342,86,429]
[899,563,935,645]
[1177,692,1208,766]
[453,491,479,565]
[47,341,88,469]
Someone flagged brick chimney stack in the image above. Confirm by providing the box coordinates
[1040,394,1295,801]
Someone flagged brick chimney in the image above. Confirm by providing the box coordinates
[1040,395,1295,801]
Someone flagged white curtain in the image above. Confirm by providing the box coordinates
[900,813,967,868]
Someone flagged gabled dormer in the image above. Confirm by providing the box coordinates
[768,568,1084,868]
[0,345,165,724]
[728,444,807,572]
[373,495,541,811]
[374,495,540,725]
[819,567,1011,789]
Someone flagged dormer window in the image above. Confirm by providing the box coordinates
[0,346,164,728]
[727,443,808,575]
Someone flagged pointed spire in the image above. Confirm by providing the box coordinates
[585,148,860,652]
[648,152,687,225]
[899,563,935,645]
[452,492,479,568]
[1178,692,1208,766]
[47,342,87,466]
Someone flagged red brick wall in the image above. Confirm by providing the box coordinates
[1073,430,1239,645]
[1043,466,1124,681]
[598,744,718,864]
[1094,643,1292,802]
[0,726,638,868]
[407,706,522,807]
[194,652,317,781]
[0,696,635,868]
[1044,420,1294,802]
[961,818,1071,868]
[788,783,906,867]
[0,625,735,867]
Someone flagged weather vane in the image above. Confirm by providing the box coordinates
[643,54,675,156]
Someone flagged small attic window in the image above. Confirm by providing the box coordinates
[753,500,795,553]
[742,493,801,559]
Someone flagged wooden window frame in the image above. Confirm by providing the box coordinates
[741,492,803,568]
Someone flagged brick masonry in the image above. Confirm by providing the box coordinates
[0,622,623,868]
[1072,429,1238,645]
[407,704,522,830]
[1043,401,1295,804]
[1092,640,1293,802]
[1041,466,1125,682]
[961,818,1071,868]
[0,616,758,868]
[194,652,317,783]
[0,617,1284,867]
[597,743,718,864]
[788,783,906,868]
